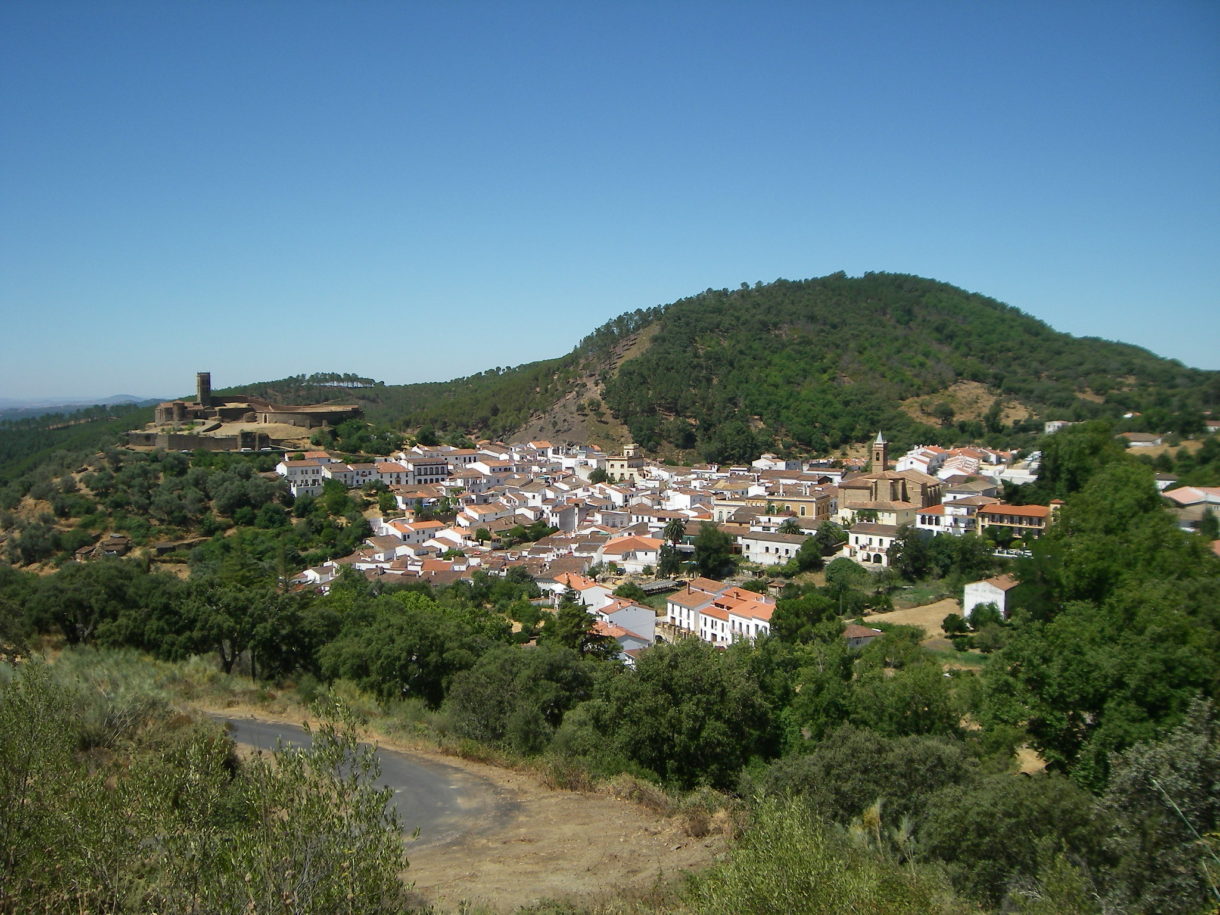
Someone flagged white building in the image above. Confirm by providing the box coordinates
[665,580,774,646]
[276,459,326,496]
[962,573,1020,618]
[737,530,808,566]
[846,522,901,566]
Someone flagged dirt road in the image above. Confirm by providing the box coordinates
[213,711,724,912]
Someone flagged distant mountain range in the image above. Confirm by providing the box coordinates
[0,395,162,421]
[0,394,157,409]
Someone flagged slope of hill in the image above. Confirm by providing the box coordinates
[0,403,156,484]
[599,272,1217,459]
[220,272,1215,460]
[218,307,661,446]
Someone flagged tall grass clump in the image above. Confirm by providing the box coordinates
[683,798,966,915]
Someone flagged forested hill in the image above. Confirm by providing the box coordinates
[226,273,1217,459]
[598,273,1216,458]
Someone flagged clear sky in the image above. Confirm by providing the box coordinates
[2,1,1217,402]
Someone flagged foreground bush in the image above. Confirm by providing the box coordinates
[0,659,408,914]
[683,798,966,914]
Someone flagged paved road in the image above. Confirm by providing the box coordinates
[213,715,518,848]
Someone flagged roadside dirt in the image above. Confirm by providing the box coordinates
[403,765,723,913]
[198,702,726,913]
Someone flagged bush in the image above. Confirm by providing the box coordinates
[918,773,1102,906]
[942,613,969,636]
[683,798,959,914]
[0,658,410,913]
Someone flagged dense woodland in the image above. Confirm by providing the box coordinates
[1,421,1219,911]
[599,273,1217,458]
[0,403,153,485]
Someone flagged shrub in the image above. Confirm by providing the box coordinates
[683,798,959,914]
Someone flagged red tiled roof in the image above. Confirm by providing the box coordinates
[984,573,1020,590]
[978,503,1050,518]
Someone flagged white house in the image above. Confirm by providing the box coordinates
[597,535,663,575]
[896,446,947,476]
[752,453,800,471]
[916,496,998,537]
[727,595,773,641]
[593,619,654,666]
[699,604,732,645]
[843,624,884,650]
[594,597,657,644]
[404,458,450,486]
[962,573,1020,618]
[376,461,410,487]
[457,500,514,529]
[276,459,326,496]
[736,530,808,566]
[666,587,715,633]
[539,571,613,610]
[665,580,775,645]
[846,522,901,566]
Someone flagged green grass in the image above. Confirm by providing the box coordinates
[641,592,674,613]
[923,645,990,668]
[892,582,954,609]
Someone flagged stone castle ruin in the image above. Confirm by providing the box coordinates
[128,372,361,452]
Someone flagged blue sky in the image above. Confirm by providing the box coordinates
[2,1,1217,401]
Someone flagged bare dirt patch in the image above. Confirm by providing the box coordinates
[899,380,1031,427]
[866,598,960,642]
[150,561,192,579]
[197,702,725,913]
[511,330,657,449]
[1015,745,1047,774]
[12,496,54,523]
[404,768,724,913]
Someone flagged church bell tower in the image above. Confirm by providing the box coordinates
[871,432,888,471]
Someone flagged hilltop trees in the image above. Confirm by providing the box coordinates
[598,274,1215,458]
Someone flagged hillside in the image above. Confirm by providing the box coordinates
[218,307,661,446]
[598,273,1215,460]
[223,272,1217,460]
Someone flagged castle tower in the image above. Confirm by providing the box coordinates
[196,372,212,407]
[871,432,889,471]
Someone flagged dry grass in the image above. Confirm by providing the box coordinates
[1015,745,1047,774]
[866,598,961,642]
[899,380,1032,426]
[1134,439,1202,459]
